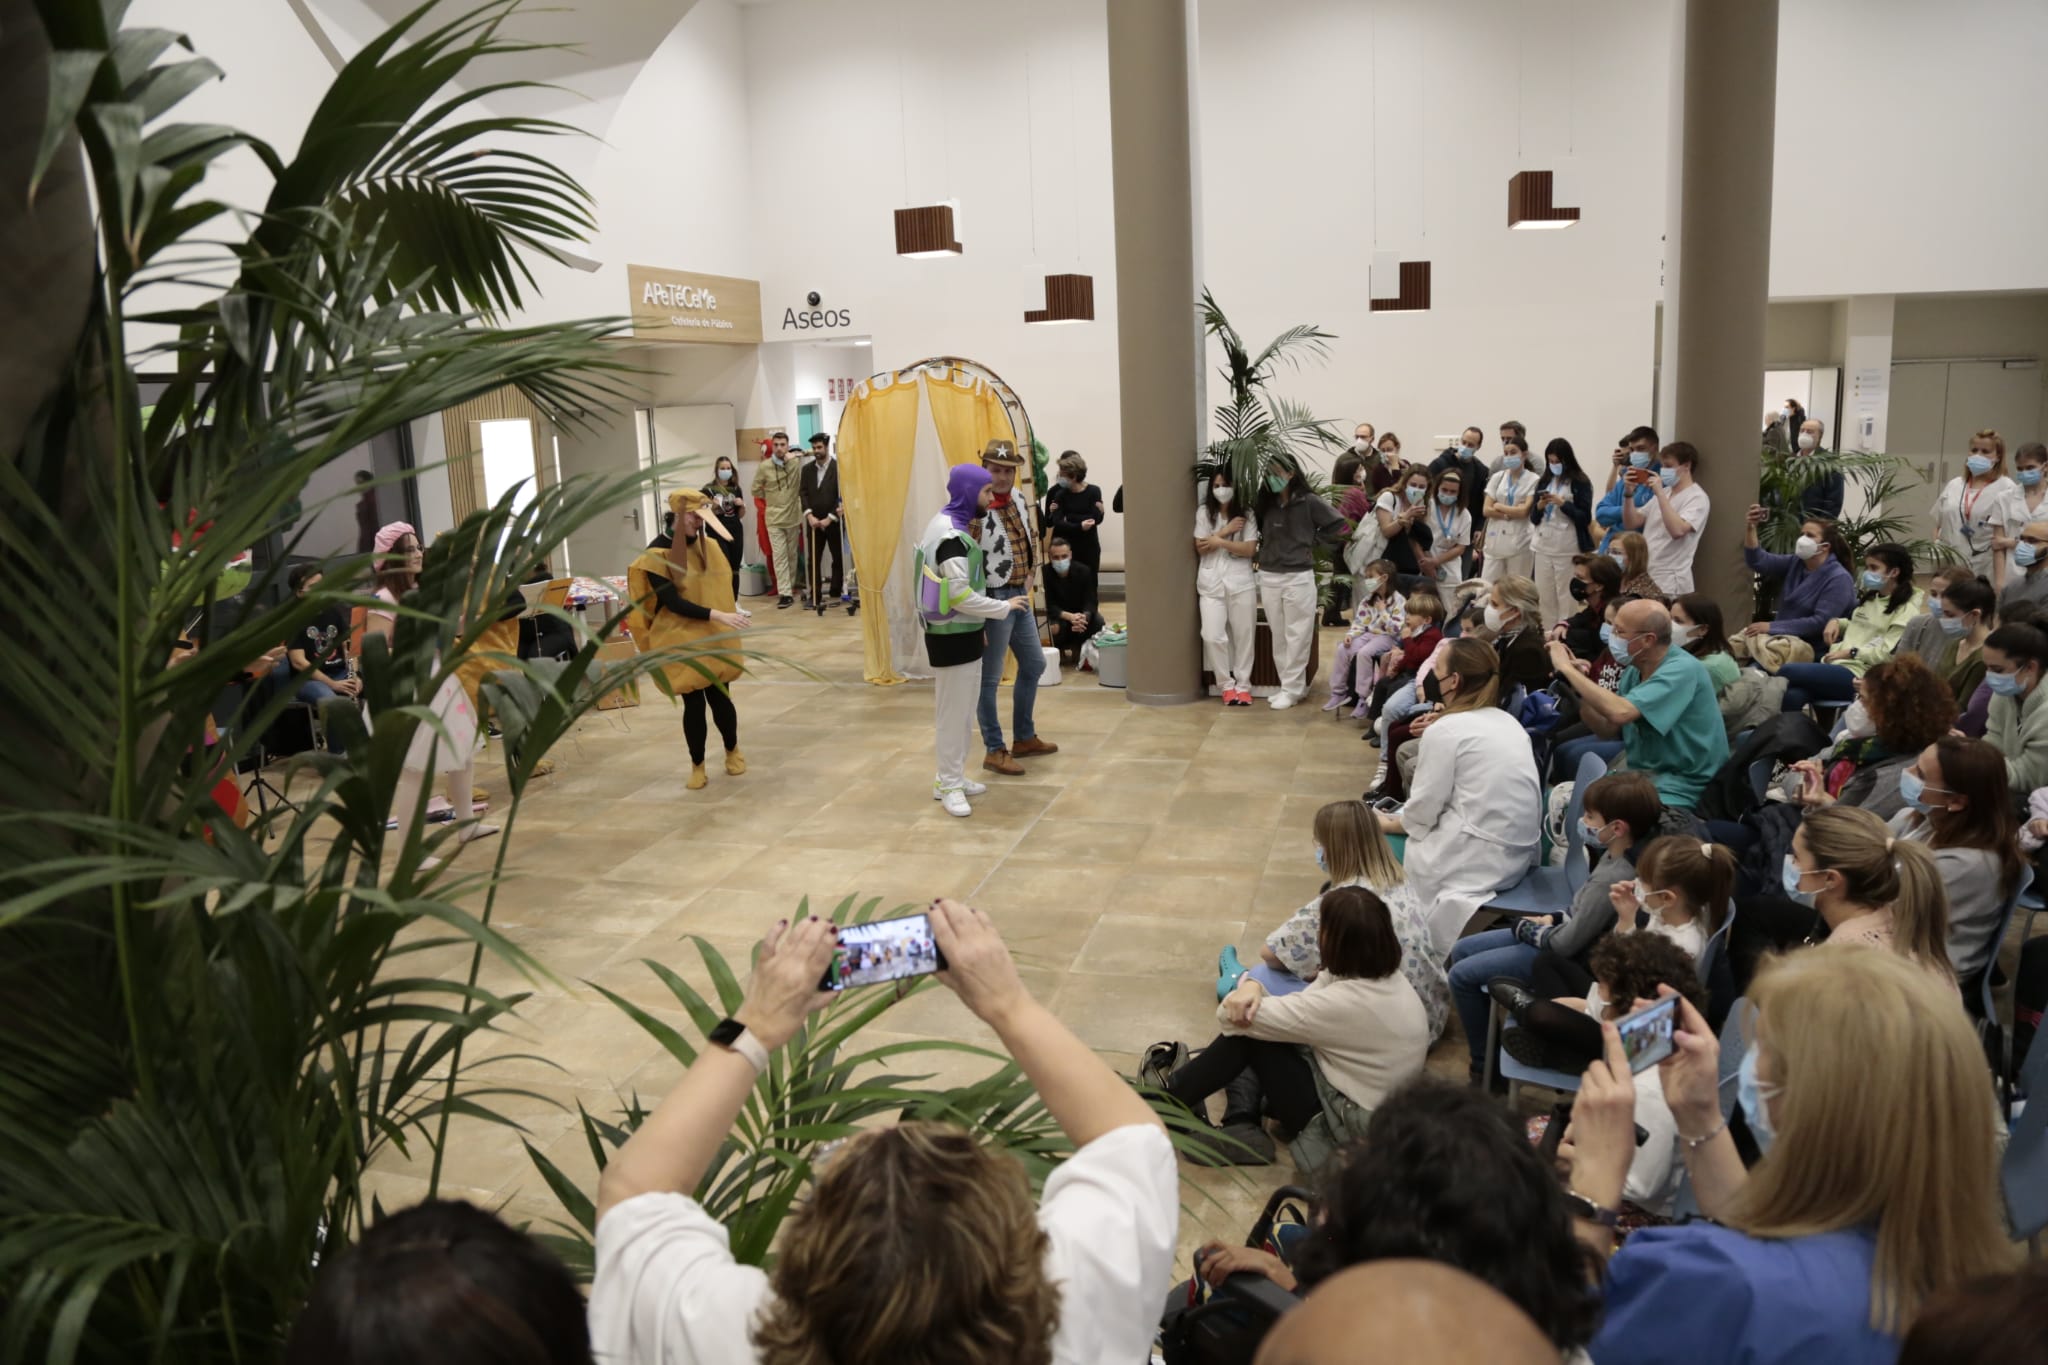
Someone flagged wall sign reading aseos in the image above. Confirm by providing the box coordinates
[627,265,763,345]
[782,305,853,331]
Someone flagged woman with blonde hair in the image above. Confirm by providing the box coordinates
[1785,805,1953,974]
[1219,799,1450,1040]
[1611,531,1661,599]
[1932,429,2019,590]
[1568,946,2014,1361]
[1377,639,1544,954]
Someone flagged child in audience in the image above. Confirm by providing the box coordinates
[1569,948,2015,1364]
[1600,835,1732,973]
[1365,592,1444,746]
[1611,531,1662,599]
[1324,559,1404,716]
[1221,800,1449,1040]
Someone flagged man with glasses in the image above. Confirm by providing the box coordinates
[2000,520,2048,615]
[1546,599,1728,810]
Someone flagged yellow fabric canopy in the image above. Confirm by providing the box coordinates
[923,364,1014,467]
[838,371,923,683]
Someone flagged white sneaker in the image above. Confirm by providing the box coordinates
[960,778,988,797]
[937,787,972,817]
[1268,692,1298,710]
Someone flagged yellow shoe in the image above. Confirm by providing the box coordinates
[687,764,709,791]
[724,749,747,776]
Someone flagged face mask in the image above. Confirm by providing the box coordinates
[1987,668,2028,697]
[1314,844,1328,872]
[2022,468,2045,488]
[1860,568,1886,589]
[1898,768,1938,811]
[1051,559,1072,576]
[1610,627,1637,664]
[1213,485,1233,506]
[1548,462,1564,477]
[718,468,734,482]
[1794,535,1821,560]
[1659,467,1679,488]
[1672,623,1700,646]
[1937,612,1968,638]
[2021,543,2042,568]
[1437,490,1458,507]
[1381,448,1400,463]
[1579,817,1609,846]
[1738,1046,1778,1153]
[1967,453,1996,477]
[1353,437,1371,453]
[1629,451,1652,469]
[1598,622,1616,653]
[1502,455,1523,472]
[1405,485,1426,505]
[1266,473,1288,494]
[1362,576,1384,596]
[1421,671,1446,704]
[1569,579,1590,603]
[1457,445,1475,461]
[1780,406,1793,420]
[1781,854,1818,907]
[1609,551,1627,569]
[1483,604,1507,632]
[1797,432,1818,451]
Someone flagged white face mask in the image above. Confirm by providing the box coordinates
[1353,437,1371,453]
[1362,576,1385,596]
[1483,603,1507,632]
[1795,534,1821,560]
[1213,485,1234,506]
[1797,432,1818,451]
[1672,622,1700,646]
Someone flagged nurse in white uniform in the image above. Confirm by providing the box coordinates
[1931,429,2020,591]
[1375,636,1542,956]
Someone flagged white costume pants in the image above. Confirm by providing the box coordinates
[1258,570,1318,698]
[1199,585,1258,692]
[1481,546,1535,586]
[1533,550,1576,630]
[932,659,979,792]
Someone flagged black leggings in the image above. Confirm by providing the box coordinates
[1729,894,1824,995]
[1167,1034,1322,1133]
[682,687,738,764]
[1514,998,1606,1071]
[1530,948,1596,1002]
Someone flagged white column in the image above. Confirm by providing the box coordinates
[1839,295,1896,522]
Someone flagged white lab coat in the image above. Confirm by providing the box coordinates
[1402,706,1543,955]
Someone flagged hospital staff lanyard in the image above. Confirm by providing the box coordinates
[1960,478,1992,547]
[1500,473,1522,508]
[1435,504,1459,542]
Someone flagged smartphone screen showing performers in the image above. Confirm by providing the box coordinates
[1615,996,1679,1074]
[819,912,948,992]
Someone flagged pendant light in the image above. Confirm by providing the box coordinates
[1507,170,1580,229]
[1024,273,1094,325]
[894,204,963,257]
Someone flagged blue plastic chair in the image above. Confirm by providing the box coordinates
[1484,750,1610,918]
[1962,865,2033,1108]
[1497,1018,1582,1101]
[2003,1015,2048,1247]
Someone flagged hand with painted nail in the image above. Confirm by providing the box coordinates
[736,916,839,1049]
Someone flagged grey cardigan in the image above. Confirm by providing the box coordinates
[1525,807,1710,959]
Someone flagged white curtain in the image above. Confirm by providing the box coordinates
[885,389,952,681]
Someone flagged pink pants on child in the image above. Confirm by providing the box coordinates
[1330,633,1399,703]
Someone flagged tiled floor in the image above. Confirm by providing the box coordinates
[363,598,1473,1266]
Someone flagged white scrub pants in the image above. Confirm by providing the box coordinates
[1481,546,1534,586]
[932,660,979,793]
[1199,585,1258,692]
[1258,570,1318,698]
[1533,550,1576,630]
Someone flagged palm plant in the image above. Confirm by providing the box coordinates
[0,3,774,1359]
[1755,446,1954,566]
[1195,288,1343,495]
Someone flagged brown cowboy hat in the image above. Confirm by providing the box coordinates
[980,438,1024,467]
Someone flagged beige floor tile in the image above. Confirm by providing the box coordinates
[1072,913,1248,979]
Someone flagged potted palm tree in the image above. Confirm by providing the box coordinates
[1193,290,1344,692]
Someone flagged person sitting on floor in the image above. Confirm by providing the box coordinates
[1041,534,1103,666]
[1160,887,1429,1169]
[1547,599,1729,811]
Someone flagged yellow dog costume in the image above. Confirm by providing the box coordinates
[627,489,748,787]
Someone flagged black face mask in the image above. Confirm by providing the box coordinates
[1421,672,1445,705]
[1569,579,1590,603]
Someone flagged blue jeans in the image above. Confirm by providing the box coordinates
[1775,661,1856,713]
[978,588,1042,751]
[1550,733,1624,784]
[272,657,338,706]
[1447,928,1539,1068]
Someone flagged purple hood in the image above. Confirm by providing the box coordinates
[942,464,993,531]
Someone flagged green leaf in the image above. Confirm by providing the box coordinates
[31,52,106,196]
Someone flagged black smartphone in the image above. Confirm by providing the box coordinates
[819,911,948,992]
[1615,995,1679,1074]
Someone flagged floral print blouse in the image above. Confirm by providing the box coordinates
[1346,591,1407,643]
[1265,875,1450,1040]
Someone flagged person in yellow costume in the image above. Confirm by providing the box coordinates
[628,489,754,791]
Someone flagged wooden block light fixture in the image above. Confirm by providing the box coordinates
[1369,254,1431,313]
[1024,273,1094,325]
[895,203,963,257]
[1507,170,1580,229]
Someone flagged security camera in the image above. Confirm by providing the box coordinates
[806,291,821,307]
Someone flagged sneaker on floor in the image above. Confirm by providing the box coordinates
[936,786,972,818]
[1136,1040,1189,1092]
[1231,689,1254,707]
[1321,694,1352,713]
[1268,691,1298,711]
[960,778,988,797]
[777,595,793,609]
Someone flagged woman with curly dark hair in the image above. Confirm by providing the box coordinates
[1188,1077,1601,1357]
[1783,652,1958,821]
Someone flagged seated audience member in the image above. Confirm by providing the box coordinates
[1167,887,1429,1167]
[1325,559,1406,716]
[1501,932,1708,1218]
[1041,535,1103,665]
[1252,1262,1557,1365]
[1192,1079,1600,1358]
[1886,736,2025,981]
[1896,1262,2048,1365]
[1375,640,1543,954]
[1773,543,1924,712]
[1740,509,1857,656]
[1547,599,1730,810]
[1594,426,1660,552]
[285,1199,591,1365]
[283,563,361,707]
[588,907,1178,1365]
[1623,442,1710,596]
[1598,834,1731,965]
[1546,594,1641,781]
[1773,805,1955,973]
[1895,563,1965,670]
[1983,619,2048,794]
[1996,515,2048,614]
[1610,530,1662,599]
[1783,653,1958,821]
[1362,592,1445,752]
[1554,553,1623,661]
[1669,592,1739,696]
[1932,575,1995,731]
[1484,575,1550,696]
[1224,799,1449,1041]
[1568,947,2014,1364]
